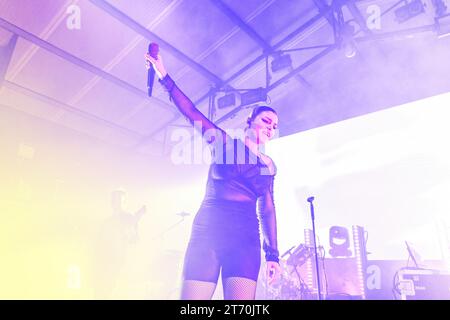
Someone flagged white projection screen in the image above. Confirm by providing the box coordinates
[268,91,450,267]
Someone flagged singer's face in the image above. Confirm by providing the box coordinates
[248,111,278,145]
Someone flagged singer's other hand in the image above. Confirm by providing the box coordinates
[145,53,167,80]
[266,261,282,286]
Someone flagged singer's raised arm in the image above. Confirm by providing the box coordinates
[145,53,228,145]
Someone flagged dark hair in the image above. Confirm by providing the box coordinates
[246,105,277,126]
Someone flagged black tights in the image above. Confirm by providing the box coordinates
[180,277,257,300]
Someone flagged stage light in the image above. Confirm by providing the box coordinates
[432,0,448,17]
[215,87,268,109]
[217,92,236,109]
[240,87,267,106]
[435,13,450,38]
[271,53,292,73]
[329,226,352,257]
[394,0,425,23]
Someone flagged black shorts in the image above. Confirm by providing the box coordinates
[182,240,261,282]
[182,199,261,282]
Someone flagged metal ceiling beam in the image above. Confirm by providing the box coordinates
[89,0,224,86]
[223,10,331,86]
[0,102,145,152]
[0,34,17,84]
[313,1,374,38]
[313,0,337,27]
[346,0,373,36]
[150,17,444,152]
[142,10,333,146]
[314,0,373,36]
[210,0,311,88]
[268,45,336,91]
[212,45,336,127]
[0,17,176,110]
[354,23,439,42]
[215,22,443,128]
[155,44,337,156]
[3,80,144,138]
[0,17,138,97]
[209,0,273,53]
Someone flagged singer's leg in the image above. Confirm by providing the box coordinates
[180,242,220,300]
[223,277,257,300]
[180,280,217,300]
[221,245,260,300]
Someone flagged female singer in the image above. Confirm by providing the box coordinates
[146,52,281,300]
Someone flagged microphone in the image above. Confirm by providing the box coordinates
[177,211,190,218]
[147,43,159,97]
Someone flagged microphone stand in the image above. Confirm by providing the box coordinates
[307,196,322,300]
[152,212,190,241]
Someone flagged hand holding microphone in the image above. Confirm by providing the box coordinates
[145,43,159,97]
[145,43,167,87]
[266,261,282,286]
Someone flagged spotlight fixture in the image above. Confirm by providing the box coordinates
[240,87,267,106]
[394,0,426,23]
[435,13,450,38]
[271,53,293,73]
[215,87,268,109]
[217,92,236,109]
[432,0,448,18]
[329,226,352,257]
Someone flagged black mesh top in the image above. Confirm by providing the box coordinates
[159,74,279,262]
